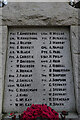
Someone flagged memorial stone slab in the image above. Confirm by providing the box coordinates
[3,27,76,113]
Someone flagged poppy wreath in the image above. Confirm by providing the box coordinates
[20,104,59,120]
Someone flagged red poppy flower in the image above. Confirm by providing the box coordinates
[20,104,59,120]
[10,113,14,116]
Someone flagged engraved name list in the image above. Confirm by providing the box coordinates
[3,27,76,113]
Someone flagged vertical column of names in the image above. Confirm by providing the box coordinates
[48,31,70,107]
[15,32,38,108]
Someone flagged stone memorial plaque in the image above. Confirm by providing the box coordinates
[3,27,76,113]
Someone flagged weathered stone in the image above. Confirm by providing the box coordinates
[71,53,80,114]
[0,26,2,114]
[71,26,80,54]
[2,2,79,26]
[0,26,7,114]
[0,2,80,120]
